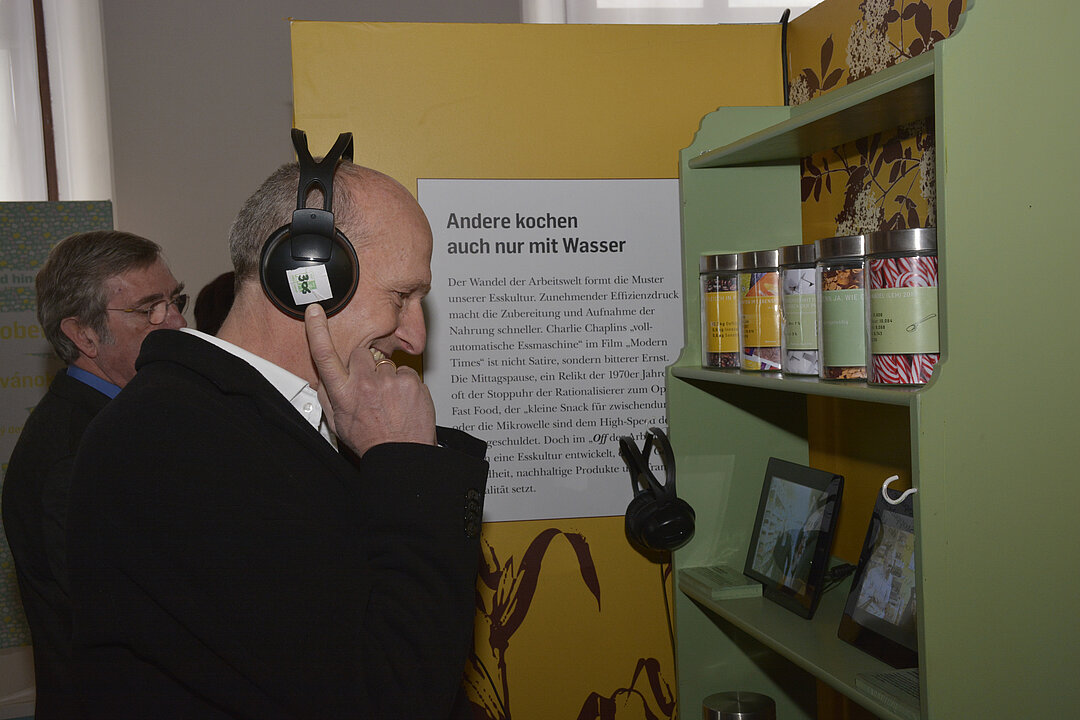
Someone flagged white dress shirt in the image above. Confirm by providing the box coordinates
[180,328,337,449]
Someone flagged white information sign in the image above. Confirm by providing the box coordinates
[419,179,683,522]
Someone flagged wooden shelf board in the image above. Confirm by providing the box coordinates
[688,50,936,168]
[670,365,922,406]
[678,571,920,720]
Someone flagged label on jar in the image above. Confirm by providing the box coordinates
[740,271,781,371]
[869,286,939,354]
[782,268,817,351]
[740,272,781,347]
[705,290,738,354]
[821,288,866,366]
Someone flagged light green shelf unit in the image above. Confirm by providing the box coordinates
[667,3,1080,719]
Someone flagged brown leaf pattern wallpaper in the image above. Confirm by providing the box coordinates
[790,0,964,242]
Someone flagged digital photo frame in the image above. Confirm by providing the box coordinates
[838,490,918,668]
[743,458,844,619]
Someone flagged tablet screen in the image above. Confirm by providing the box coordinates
[838,491,918,668]
[743,458,844,619]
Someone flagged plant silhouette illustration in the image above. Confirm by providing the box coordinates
[576,657,676,720]
[465,528,601,720]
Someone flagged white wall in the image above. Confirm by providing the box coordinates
[100,0,519,306]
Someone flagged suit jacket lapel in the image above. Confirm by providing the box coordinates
[137,330,352,478]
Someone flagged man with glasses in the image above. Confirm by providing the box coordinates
[2,230,185,719]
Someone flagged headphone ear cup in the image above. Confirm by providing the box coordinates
[625,492,696,552]
[624,491,656,549]
[647,497,695,551]
[259,226,359,320]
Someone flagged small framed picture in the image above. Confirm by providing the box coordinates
[838,489,918,668]
[743,457,844,619]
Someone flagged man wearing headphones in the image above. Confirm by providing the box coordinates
[3,230,186,719]
[66,136,489,719]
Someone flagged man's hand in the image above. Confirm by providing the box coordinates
[304,304,437,456]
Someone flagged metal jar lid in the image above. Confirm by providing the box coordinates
[736,248,780,271]
[700,252,740,273]
[778,243,817,266]
[868,227,937,255]
[815,234,868,261]
[703,691,777,720]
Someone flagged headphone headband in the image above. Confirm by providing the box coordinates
[258,128,360,320]
[618,427,676,499]
[292,129,354,214]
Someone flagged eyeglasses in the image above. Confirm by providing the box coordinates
[107,294,188,325]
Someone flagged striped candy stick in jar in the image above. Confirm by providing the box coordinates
[869,254,939,385]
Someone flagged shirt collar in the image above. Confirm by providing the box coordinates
[180,328,335,446]
[65,364,121,399]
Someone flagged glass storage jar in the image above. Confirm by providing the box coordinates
[816,234,868,380]
[737,248,782,372]
[779,243,819,375]
[865,228,939,385]
[699,253,740,368]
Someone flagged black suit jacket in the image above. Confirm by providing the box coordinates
[2,368,110,720]
[67,330,488,719]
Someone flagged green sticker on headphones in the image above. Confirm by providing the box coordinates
[286,264,333,305]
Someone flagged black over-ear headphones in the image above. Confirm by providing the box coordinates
[618,427,695,554]
[260,128,359,320]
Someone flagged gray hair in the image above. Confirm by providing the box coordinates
[228,159,381,283]
[36,230,163,363]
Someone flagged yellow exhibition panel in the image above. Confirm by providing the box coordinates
[292,20,778,720]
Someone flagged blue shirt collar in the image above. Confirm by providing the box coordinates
[65,365,122,399]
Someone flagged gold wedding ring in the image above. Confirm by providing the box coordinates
[375,358,396,370]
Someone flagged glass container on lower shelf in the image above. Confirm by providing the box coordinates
[700,252,740,369]
[816,234,868,381]
[866,228,940,385]
[737,248,782,372]
[779,243,819,375]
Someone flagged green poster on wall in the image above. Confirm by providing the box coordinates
[0,201,112,649]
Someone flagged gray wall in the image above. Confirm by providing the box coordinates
[101,0,520,309]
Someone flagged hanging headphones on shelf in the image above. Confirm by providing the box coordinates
[618,427,695,555]
[260,128,359,320]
